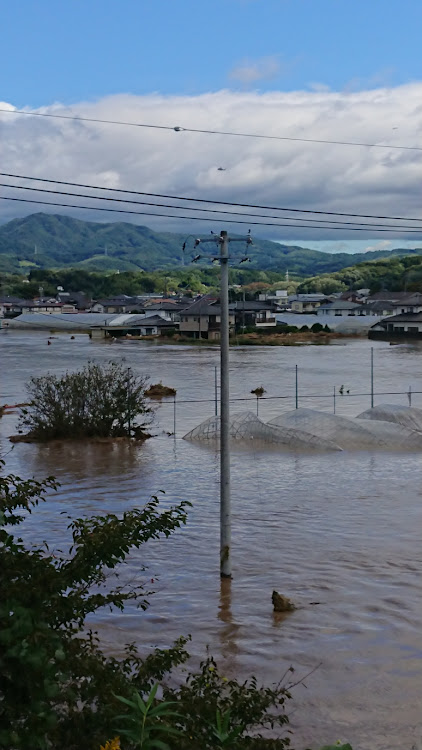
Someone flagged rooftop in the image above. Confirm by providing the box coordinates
[375,312,422,325]
[367,291,410,302]
[319,300,361,310]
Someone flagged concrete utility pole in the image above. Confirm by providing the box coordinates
[370,347,374,408]
[219,231,231,577]
[193,230,252,578]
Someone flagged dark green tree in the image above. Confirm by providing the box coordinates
[19,362,152,440]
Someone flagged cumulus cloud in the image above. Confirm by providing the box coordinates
[363,240,393,253]
[229,55,281,84]
[1,84,422,242]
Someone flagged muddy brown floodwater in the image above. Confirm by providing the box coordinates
[1,331,422,749]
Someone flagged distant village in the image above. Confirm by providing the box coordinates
[1,286,422,339]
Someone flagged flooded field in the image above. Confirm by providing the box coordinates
[1,331,421,749]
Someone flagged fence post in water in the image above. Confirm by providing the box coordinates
[370,347,374,408]
[173,394,177,438]
[408,385,412,407]
[256,395,259,416]
[214,365,218,416]
[333,385,336,414]
[295,364,298,409]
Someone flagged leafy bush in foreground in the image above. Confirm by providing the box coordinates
[19,361,152,440]
[0,463,294,750]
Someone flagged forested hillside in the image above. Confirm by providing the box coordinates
[1,212,421,275]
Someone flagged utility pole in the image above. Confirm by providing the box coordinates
[370,347,374,408]
[219,231,231,577]
[242,290,246,332]
[193,230,252,578]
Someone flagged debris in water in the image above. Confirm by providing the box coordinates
[146,383,177,399]
[251,386,266,397]
[272,591,296,612]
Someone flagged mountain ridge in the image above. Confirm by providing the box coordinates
[1,213,421,276]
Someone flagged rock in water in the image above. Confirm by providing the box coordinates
[272,590,296,612]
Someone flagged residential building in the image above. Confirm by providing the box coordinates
[361,291,422,317]
[179,296,235,340]
[289,294,331,313]
[143,300,189,322]
[233,300,278,330]
[0,296,32,318]
[56,291,91,310]
[391,293,422,315]
[369,312,422,339]
[317,300,363,317]
[91,295,149,314]
[258,289,288,306]
[363,300,395,317]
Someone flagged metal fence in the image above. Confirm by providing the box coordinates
[161,385,421,437]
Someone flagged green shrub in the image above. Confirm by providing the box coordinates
[0,461,190,750]
[310,323,324,333]
[19,361,152,440]
[275,324,298,333]
[0,464,294,750]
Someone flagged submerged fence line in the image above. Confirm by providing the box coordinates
[163,389,422,407]
[163,387,419,435]
[158,349,418,433]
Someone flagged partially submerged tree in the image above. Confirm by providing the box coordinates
[18,361,152,440]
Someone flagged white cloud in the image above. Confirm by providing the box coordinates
[228,55,281,84]
[363,240,393,253]
[308,82,332,93]
[1,84,422,243]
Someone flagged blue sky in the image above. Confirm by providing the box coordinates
[3,0,422,106]
[1,0,422,251]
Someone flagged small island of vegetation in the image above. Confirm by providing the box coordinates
[11,361,152,443]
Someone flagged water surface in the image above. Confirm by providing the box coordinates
[1,331,421,749]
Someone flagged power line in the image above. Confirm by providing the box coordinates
[1,107,421,152]
[3,181,422,230]
[2,195,422,233]
[2,171,422,224]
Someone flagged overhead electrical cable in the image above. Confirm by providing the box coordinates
[1,107,421,152]
[3,182,422,230]
[1,171,422,224]
[1,195,421,233]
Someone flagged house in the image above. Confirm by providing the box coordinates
[391,293,422,315]
[90,314,178,339]
[29,299,77,314]
[143,300,188,323]
[56,291,91,310]
[91,295,147,314]
[366,291,410,303]
[289,294,331,313]
[233,300,278,330]
[369,312,422,339]
[317,300,363,317]
[0,297,32,318]
[115,314,177,336]
[179,296,235,340]
[362,292,422,317]
[363,300,395,317]
[258,289,288,306]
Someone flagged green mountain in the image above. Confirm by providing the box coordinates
[1,212,421,276]
[297,253,422,294]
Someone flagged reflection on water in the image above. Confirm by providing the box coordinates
[1,332,422,749]
[218,578,241,664]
